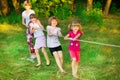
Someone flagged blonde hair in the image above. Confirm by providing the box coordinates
[48,16,59,25]
[68,21,82,31]
[23,0,32,8]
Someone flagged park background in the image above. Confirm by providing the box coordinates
[0,0,120,80]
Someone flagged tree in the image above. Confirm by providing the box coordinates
[71,0,74,12]
[104,0,112,16]
[0,0,9,15]
[12,0,20,15]
[87,0,93,11]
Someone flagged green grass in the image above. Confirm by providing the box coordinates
[0,15,120,80]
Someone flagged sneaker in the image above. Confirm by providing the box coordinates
[27,57,36,62]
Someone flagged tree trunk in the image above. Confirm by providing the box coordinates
[12,0,20,15]
[87,0,93,11]
[0,0,9,15]
[71,0,74,12]
[104,0,112,16]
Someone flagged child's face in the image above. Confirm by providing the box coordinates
[72,25,79,32]
[24,4,31,10]
[30,17,36,23]
[51,19,58,27]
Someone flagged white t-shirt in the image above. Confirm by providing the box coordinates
[29,21,44,38]
[22,9,35,27]
[46,25,61,48]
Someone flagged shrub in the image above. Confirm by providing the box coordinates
[53,4,72,20]
[88,8,103,26]
[74,6,103,26]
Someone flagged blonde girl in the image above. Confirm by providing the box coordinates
[64,21,83,78]
[22,0,36,61]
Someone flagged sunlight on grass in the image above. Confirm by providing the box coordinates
[0,16,120,80]
[0,23,23,33]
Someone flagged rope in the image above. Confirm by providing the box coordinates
[43,30,120,48]
[61,36,120,48]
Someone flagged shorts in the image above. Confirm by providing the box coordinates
[49,46,62,55]
[69,50,80,62]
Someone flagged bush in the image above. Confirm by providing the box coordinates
[0,11,21,24]
[53,4,72,20]
[88,8,103,26]
[74,6,103,26]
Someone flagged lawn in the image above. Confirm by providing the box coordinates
[0,15,120,80]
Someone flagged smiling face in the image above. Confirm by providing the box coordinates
[30,14,36,23]
[30,17,36,23]
[24,4,31,10]
[51,19,58,27]
[72,25,79,32]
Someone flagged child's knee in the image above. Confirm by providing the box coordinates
[72,58,76,61]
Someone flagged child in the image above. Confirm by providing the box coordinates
[22,0,36,61]
[29,14,50,67]
[64,21,83,78]
[46,16,66,74]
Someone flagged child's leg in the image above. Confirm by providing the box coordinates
[27,37,36,58]
[72,58,76,75]
[57,51,63,65]
[75,62,78,76]
[35,49,41,66]
[72,59,79,78]
[53,52,65,73]
[75,51,80,76]
[41,47,50,65]
[70,50,79,78]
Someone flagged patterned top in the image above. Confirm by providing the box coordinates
[68,30,82,51]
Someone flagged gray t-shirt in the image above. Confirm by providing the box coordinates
[46,25,61,48]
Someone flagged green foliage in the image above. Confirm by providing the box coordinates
[110,3,117,14]
[74,6,89,23]
[0,11,21,24]
[74,5,103,26]
[31,0,71,18]
[93,1,102,9]
[88,8,103,26]
[53,4,72,20]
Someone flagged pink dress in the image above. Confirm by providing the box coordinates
[68,30,83,62]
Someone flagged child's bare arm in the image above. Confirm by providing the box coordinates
[22,17,26,27]
[47,29,53,36]
[57,30,63,37]
[29,26,38,34]
[64,34,72,40]
[38,20,45,31]
[73,34,81,40]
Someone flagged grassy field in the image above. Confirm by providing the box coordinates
[0,15,120,80]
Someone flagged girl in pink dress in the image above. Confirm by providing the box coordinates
[64,21,83,78]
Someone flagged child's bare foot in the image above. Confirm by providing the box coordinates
[35,63,41,67]
[72,74,79,78]
[46,60,51,66]
[61,70,67,74]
